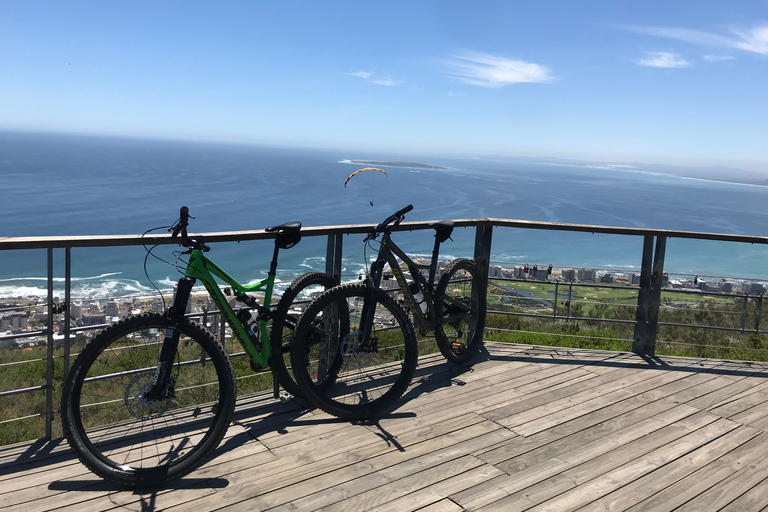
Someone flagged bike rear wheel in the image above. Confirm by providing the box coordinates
[434,258,486,363]
[270,272,345,398]
[61,313,236,488]
[290,282,418,420]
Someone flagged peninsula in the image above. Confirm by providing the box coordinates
[342,159,446,170]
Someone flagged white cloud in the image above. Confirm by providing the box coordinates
[444,50,555,87]
[371,77,404,87]
[703,54,735,63]
[637,51,691,68]
[618,22,768,56]
[733,24,768,54]
[349,70,403,86]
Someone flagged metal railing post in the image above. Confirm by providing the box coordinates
[45,248,54,440]
[741,294,749,332]
[633,236,654,354]
[63,247,71,381]
[320,233,344,378]
[645,236,667,356]
[325,233,343,284]
[553,281,559,321]
[473,224,493,291]
[755,295,763,334]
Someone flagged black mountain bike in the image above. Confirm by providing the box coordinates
[290,205,486,420]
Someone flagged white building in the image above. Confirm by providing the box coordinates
[69,302,83,320]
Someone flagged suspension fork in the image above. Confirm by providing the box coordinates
[146,275,196,400]
[359,240,390,348]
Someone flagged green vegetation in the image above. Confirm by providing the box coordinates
[486,279,768,362]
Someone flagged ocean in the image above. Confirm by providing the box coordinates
[2,130,768,300]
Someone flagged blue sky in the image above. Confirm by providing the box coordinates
[1,1,767,170]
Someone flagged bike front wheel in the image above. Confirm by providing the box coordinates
[434,258,487,363]
[61,313,236,488]
[290,282,418,420]
[270,272,346,398]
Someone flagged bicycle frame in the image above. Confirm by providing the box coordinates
[361,225,475,347]
[183,248,276,367]
[363,226,452,336]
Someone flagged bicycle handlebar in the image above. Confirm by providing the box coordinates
[170,206,209,251]
[369,204,413,239]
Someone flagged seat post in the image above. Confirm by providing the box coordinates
[428,234,442,287]
[269,242,280,275]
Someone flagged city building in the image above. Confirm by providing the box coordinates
[600,273,614,284]
[69,302,83,320]
[530,268,549,281]
[105,300,119,317]
[513,266,525,279]
[577,268,596,282]
[0,310,29,331]
[81,312,107,326]
[744,282,766,295]
[561,268,575,281]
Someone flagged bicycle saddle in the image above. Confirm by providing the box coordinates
[266,221,302,249]
[432,220,454,243]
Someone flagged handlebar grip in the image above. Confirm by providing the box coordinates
[395,204,414,217]
[370,205,414,237]
[180,206,189,227]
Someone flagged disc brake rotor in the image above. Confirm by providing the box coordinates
[340,331,376,369]
[124,371,172,420]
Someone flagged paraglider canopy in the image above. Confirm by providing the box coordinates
[344,167,387,187]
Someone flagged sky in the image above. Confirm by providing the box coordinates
[1,1,767,171]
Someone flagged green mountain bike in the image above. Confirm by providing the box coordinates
[61,207,344,488]
[290,205,486,420]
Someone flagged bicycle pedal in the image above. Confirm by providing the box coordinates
[278,392,291,403]
[451,342,466,353]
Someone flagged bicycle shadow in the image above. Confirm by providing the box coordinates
[399,343,495,404]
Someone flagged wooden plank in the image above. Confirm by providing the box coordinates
[371,463,503,512]
[267,425,511,510]
[709,388,768,419]
[407,498,464,512]
[289,455,488,512]
[516,418,740,512]
[164,422,515,511]
[624,432,768,512]
[577,425,763,512]
[461,405,705,511]
[718,474,768,512]
[675,443,768,512]
[511,368,702,437]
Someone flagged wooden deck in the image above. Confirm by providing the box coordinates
[3,342,768,511]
